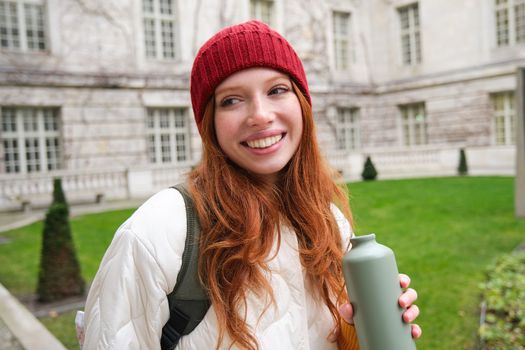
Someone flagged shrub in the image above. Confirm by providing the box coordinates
[458,148,468,176]
[361,156,378,181]
[52,177,67,208]
[37,179,85,302]
[479,252,525,349]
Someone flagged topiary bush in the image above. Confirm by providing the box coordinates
[37,178,85,302]
[479,252,525,349]
[361,156,378,181]
[458,148,468,176]
[52,177,67,208]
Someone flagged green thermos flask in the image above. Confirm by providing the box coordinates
[342,233,416,350]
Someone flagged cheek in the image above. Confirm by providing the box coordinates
[214,115,235,152]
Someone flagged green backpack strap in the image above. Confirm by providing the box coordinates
[161,184,210,350]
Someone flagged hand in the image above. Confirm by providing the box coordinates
[338,273,422,339]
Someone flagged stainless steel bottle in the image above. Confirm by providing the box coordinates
[342,233,416,350]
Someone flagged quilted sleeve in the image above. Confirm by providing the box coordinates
[82,189,187,350]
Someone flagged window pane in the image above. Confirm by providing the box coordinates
[146,108,190,164]
[161,20,175,58]
[24,3,46,51]
[159,110,169,128]
[25,138,40,172]
[143,0,154,14]
[250,0,274,26]
[496,8,509,46]
[1,107,61,174]
[174,109,185,128]
[400,103,427,146]
[23,109,38,132]
[160,134,171,162]
[143,0,177,59]
[398,4,420,66]
[147,134,156,163]
[160,0,173,15]
[515,1,525,43]
[2,107,17,132]
[175,133,186,161]
[415,31,422,63]
[144,18,156,58]
[3,139,19,173]
[0,1,20,49]
[336,107,359,150]
[492,91,515,145]
[333,11,351,70]
[46,137,61,170]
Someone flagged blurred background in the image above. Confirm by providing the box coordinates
[0,1,524,350]
[0,0,522,209]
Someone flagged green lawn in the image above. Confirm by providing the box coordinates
[348,176,525,350]
[0,176,523,349]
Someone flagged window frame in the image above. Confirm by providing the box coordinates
[142,0,180,60]
[397,2,421,66]
[0,0,48,52]
[335,107,360,151]
[491,91,516,145]
[0,107,62,174]
[399,102,427,147]
[332,10,353,71]
[494,0,525,47]
[250,0,275,27]
[146,107,192,165]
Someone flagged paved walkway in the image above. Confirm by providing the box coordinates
[0,198,145,350]
[0,197,145,233]
[0,318,23,350]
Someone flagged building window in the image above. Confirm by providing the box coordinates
[0,107,62,174]
[146,108,191,164]
[495,0,525,46]
[336,107,360,151]
[250,0,274,27]
[492,91,515,145]
[400,103,427,146]
[142,0,178,59]
[398,3,421,65]
[332,11,352,71]
[0,0,47,51]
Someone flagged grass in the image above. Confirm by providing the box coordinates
[347,176,525,350]
[0,176,523,349]
[40,310,79,350]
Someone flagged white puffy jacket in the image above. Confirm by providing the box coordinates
[82,188,352,350]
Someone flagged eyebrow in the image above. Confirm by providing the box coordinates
[215,74,290,96]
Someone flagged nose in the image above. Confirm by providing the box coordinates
[247,96,274,126]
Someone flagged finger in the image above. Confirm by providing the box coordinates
[399,288,418,308]
[402,304,420,323]
[399,273,411,289]
[338,303,354,324]
[411,324,422,339]
[327,330,338,342]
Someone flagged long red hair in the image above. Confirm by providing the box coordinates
[188,81,352,349]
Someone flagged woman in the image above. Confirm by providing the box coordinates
[81,20,420,349]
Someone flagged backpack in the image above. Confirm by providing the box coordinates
[160,184,210,350]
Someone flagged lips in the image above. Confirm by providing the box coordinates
[245,134,283,149]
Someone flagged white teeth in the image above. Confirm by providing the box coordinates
[246,134,282,149]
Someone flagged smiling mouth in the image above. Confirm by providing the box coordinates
[244,134,284,149]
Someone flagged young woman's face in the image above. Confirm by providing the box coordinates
[214,68,303,181]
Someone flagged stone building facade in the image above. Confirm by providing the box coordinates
[0,0,523,210]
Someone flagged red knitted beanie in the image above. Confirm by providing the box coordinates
[190,20,311,128]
